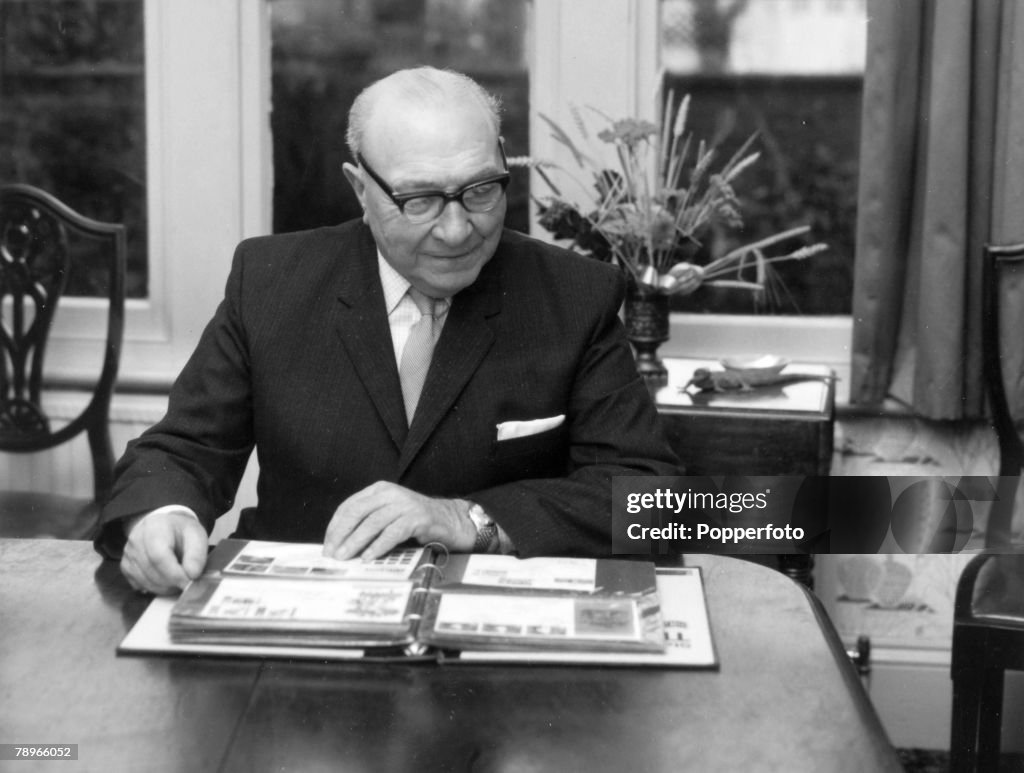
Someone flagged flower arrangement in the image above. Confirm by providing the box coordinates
[515,92,828,299]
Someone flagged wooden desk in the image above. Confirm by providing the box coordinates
[0,539,900,772]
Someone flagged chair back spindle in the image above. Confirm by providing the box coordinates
[0,184,125,532]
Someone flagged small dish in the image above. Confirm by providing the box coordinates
[719,354,789,376]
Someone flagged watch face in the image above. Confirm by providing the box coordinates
[468,504,493,529]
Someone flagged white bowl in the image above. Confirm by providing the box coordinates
[719,355,789,376]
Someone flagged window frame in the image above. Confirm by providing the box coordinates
[530,0,853,402]
[45,0,272,391]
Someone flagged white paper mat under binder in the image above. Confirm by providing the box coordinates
[119,558,717,668]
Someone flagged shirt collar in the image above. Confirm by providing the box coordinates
[377,252,411,316]
[377,252,452,314]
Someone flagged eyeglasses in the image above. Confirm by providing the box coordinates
[356,143,510,224]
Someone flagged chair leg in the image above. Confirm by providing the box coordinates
[87,424,116,503]
[976,669,1005,773]
[951,668,983,772]
[951,667,1004,773]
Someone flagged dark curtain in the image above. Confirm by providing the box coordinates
[851,0,1024,419]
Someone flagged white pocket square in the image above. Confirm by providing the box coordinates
[496,414,565,441]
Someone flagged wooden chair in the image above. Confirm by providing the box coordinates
[949,242,1024,771]
[0,184,125,539]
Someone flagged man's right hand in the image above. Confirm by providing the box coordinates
[121,508,208,595]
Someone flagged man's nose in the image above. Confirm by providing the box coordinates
[430,199,473,243]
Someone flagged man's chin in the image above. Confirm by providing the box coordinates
[417,256,490,296]
[418,271,480,298]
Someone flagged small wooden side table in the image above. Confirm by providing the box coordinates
[652,357,836,587]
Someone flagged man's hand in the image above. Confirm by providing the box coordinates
[323,481,476,560]
[121,509,208,595]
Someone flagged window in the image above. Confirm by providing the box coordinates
[658,0,865,315]
[0,0,148,298]
[23,0,857,391]
[528,1,854,399]
[19,0,272,388]
[270,0,531,235]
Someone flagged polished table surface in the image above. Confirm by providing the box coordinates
[653,357,836,476]
[0,540,901,773]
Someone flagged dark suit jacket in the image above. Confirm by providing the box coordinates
[97,221,679,557]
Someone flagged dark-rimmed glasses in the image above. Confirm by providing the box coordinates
[356,143,510,224]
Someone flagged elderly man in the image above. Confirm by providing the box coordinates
[97,67,679,595]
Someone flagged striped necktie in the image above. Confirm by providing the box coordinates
[399,287,444,424]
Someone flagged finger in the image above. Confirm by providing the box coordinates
[123,539,166,592]
[331,505,399,560]
[324,482,418,558]
[122,553,176,596]
[324,491,389,557]
[323,503,365,557]
[178,522,208,584]
[120,554,147,593]
[138,529,193,590]
[360,518,416,561]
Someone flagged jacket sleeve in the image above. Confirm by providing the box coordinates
[94,242,255,558]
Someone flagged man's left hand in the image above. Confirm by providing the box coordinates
[323,481,476,560]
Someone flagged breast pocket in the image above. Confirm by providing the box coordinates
[490,423,570,481]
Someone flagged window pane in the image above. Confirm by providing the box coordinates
[0,0,147,298]
[660,0,865,315]
[270,0,531,235]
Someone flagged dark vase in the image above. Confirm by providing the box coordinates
[624,284,670,385]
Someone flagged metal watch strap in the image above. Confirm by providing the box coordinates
[467,502,498,553]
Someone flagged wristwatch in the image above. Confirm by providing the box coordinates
[466,502,498,553]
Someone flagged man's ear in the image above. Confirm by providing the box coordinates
[342,162,368,219]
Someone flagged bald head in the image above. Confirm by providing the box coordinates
[345,67,502,159]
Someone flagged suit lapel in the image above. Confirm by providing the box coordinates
[334,226,408,450]
[397,256,502,475]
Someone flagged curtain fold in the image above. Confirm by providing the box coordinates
[992,2,1024,413]
[851,0,1024,419]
